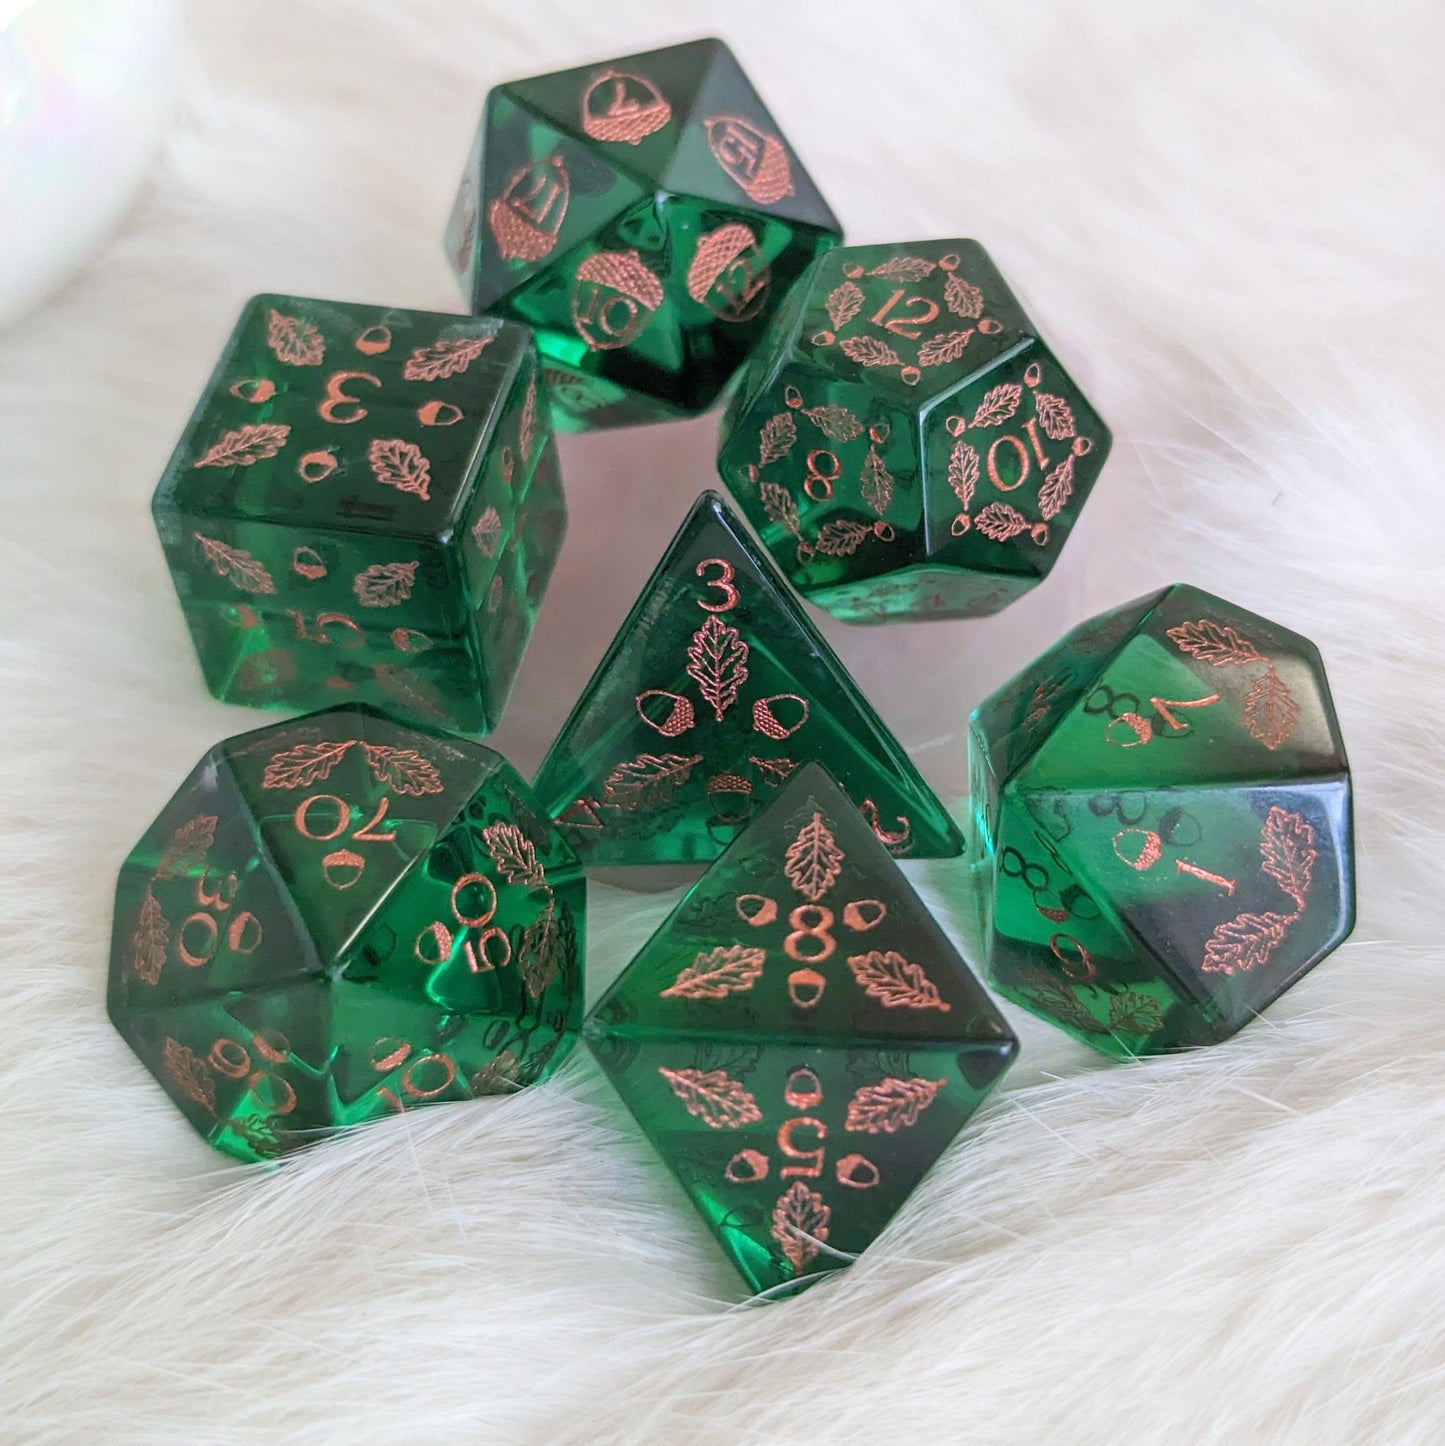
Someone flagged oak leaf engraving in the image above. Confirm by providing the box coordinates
[784,812,845,902]
[948,439,980,511]
[1016,967,1106,1035]
[845,1076,946,1134]
[262,739,355,789]
[860,448,894,515]
[194,534,278,594]
[825,280,864,330]
[471,506,502,556]
[657,1065,762,1129]
[760,481,803,539]
[368,438,431,499]
[814,519,874,557]
[1038,453,1076,521]
[661,945,766,1000]
[155,815,217,878]
[750,756,799,786]
[266,308,324,366]
[194,423,292,470]
[1165,619,1266,667]
[974,502,1030,541]
[1243,666,1301,750]
[1202,911,1294,975]
[801,403,864,442]
[868,256,936,282]
[482,822,546,888]
[519,374,538,462]
[129,888,169,984]
[353,561,418,608]
[687,616,749,722]
[918,329,974,368]
[759,412,797,465]
[840,335,903,369]
[162,1038,216,1113]
[1034,392,1076,440]
[944,272,984,319]
[846,950,950,1011]
[362,743,443,796]
[402,336,490,381]
[1107,990,1165,1034]
[519,901,561,1000]
[970,383,1021,429]
[602,753,703,809]
[1260,806,1316,911]
[372,664,449,721]
[771,1180,830,1274]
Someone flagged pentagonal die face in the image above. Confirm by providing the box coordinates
[969,585,1355,1055]
[718,240,1111,622]
[445,38,841,430]
[109,706,585,1161]
[152,294,564,733]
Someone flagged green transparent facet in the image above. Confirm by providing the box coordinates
[585,763,1017,1296]
[108,705,585,1162]
[717,239,1111,622]
[152,294,564,733]
[531,491,963,866]
[969,584,1355,1055]
[445,38,841,430]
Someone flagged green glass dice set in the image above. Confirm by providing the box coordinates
[114,39,1355,1297]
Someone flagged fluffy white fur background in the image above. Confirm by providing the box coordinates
[3,1,1443,1440]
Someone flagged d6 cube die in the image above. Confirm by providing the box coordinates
[445,38,841,430]
[970,584,1355,1054]
[717,240,1111,622]
[109,705,585,1161]
[152,294,564,733]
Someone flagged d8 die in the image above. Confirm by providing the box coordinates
[717,240,1111,622]
[970,584,1354,1055]
[586,763,1016,1296]
[109,705,585,1161]
[152,294,564,733]
[445,38,841,430]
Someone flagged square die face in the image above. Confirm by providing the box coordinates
[155,295,527,538]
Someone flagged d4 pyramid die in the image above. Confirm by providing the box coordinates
[531,491,962,865]
[584,763,1017,1295]
[445,38,841,430]
[970,584,1355,1055]
[108,705,585,1161]
[717,239,1111,621]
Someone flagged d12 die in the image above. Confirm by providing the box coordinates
[531,491,962,866]
[109,705,584,1161]
[445,38,841,430]
[585,763,1017,1295]
[970,584,1354,1054]
[717,240,1111,622]
[152,294,564,733]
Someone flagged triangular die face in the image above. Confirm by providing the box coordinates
[498,40,719,180]
[470,91,653,312]
[108,751,322,1021]
[590,763,1012,1045]
[532,494,964,863]
[220,708,498,964]
[661,40,840,233]
[586,1027,1014,1295]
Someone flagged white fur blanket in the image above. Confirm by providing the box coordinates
[4,1,1442,1441]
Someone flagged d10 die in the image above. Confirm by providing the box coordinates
[109,705,584,1161]
[152,294,564,733]
[585,763,1017,1295]
[445,38,841,430]
[970,584,1354,1055]
[531,491,962,865]
[717,240,1111,622]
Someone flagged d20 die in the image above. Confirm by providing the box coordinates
[585,763,1017,1295]
[152,294,564,733]
[531,491,962,866]
[717,240,1111,622]
[445,38,841,430]
[109,705,584,1161]
[969,584,1354,1054]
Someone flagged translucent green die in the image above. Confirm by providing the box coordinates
[108,705,585,1161]
[969,584,1355,1055]
[585,763,1017,1296]
[717,240,1111,621]
[152,294,564,733]
[445,38,841,430]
